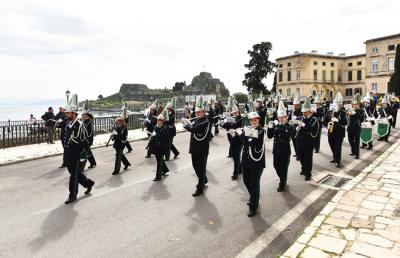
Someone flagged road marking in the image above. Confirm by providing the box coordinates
[235,187,328,258]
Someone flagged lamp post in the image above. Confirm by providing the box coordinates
[66,90,70,103]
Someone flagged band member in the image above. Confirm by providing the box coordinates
[190,98,196,119]
[377,94,394,142]
[327,93,347,168]
[164,100,180,160]
[144,100,158,158]
[239,111,265,217]
[64,94,95,204]
[55,107,68,168]
[361,92,377,150]
[214,100,223,135]
[220,104,244,180]
[313,94,325,153]
[124,117,133,153]
[207,99,216,140]
[183,99,211,197]
[267,101,295,192]
[289,94,302,159]
[390,93,399,128]
[150,110,170,181]
[255,97,267,127]
[81,102,97,169]
[296,97,319,181]
[347,94,365,159]
[112,117,131,175]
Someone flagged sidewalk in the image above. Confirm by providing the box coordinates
[281,138,400,258]
[0,124,184,166]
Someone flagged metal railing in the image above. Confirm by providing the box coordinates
[1,110,185,149]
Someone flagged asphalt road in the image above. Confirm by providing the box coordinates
[0,122,399,258]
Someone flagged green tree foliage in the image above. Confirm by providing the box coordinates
[98,95,104,101]
[389,44,400,96]
[233,92,248,103]
[271,72,277,94]
[242,42,276,94]
[172,81,186,92]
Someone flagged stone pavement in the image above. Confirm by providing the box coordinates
[281,137,400,258]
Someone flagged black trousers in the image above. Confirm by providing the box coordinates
[191,153,208,191]
[242,166,263,212]
[61,144,66,166]
[214,124,219,135]
[125,141,132,152]
[114,148,130,173]
[298,148,313,177]
[165,137,179,159]
[348,130,361,156]
[87,147,96,166]
[273,154,290,186]
[314,123,322,152]
[328,135,344,163]
[292,138,298,156]
[155,152,169,179]
[393,111,398,128]
[66,152,94,199]
[228,136,233,157]
[232,144,243,176]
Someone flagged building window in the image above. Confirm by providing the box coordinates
[287,70,292,81]
[355,88,362,95]
[313,61,318,66]
[357,61,362,66]
[348,71,353,81]
[388,57,395,71]
[313,70,318,81]
[372,47,379,54]
[279,64,283,68]
[348,62,353,67]
[329,91,333,98]
[372,60,379,73]
[296,69,301,80]
[338,71,342,82]
[371,83,378,92]
[279,89,283,95]
[322,70,326,81]
[330,70,335,82]
[287,88,291,96]
[296,88,300,94]
[388,45,395,51]
[312,90,317,96]
[279,72,283,82]
[331,62,335,67]
[345,88,353,96]
[357,70,362,81]
[288,62,291,67]
[322,62,326,66]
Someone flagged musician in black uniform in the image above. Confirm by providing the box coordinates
[327,93,347,168]
[267,101,295,192]
[190,98,196,119]
[164,103,180,160]
[239,111,265,217]
[289,98,302,159]
[207,100,216,140]
[124,117,133,153]
[145,103,158,158]
[149,113,170,181]
[63,94,95,204]
[296,97,319,181]
[55,107,68,168]
[214,101,223,135]
[361,94,377,150]
[220,104,244,180]
[347,94,365,159]
[378,97,394,142]
[313,95,325,153]
[112,117,131,175]
[82,111,97,168]
[390,94,399,128]
[255,99,267,127]
[183,101,211,197]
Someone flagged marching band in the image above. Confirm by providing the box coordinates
[57,91,399,217]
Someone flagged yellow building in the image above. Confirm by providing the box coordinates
[365,33,400,94]
[276,33,400,99]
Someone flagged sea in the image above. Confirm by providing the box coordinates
[0,103,66,121]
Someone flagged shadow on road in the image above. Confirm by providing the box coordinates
[141,180,171,201]
[185,195,222,234]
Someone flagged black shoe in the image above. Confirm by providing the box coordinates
[336,163,342,168]
[192,189,203,197]
[305,176,311,181]
[164,158,170,161]
[65,197,76,204]
[292,154,297,157]
[85,182,95,195]
[227,155,232,158]
[361,145,367,149]
[247,210,257,217]
[162,169,170,175]
[277,184,286,192]
[145,155,151,158]
[378,138,383,141]
[296,157,300,161]
[368,145,373,150]
[205,178,208,184]
[246,201,250,206]
[153,177,161,181]
[330,160,336,163]
[349,153,355,156]
[355,155,360,159]
[385,139,389,142]
[112,171,119,175]
[300,171,305,175]
[315,150,319,153]
[174,153,180,159]
[231,175,238,180]
[127,150,132,153]
[124,164,131,170]
[59,164,66,168]
[88,164,96,169]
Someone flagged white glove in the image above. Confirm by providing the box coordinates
[57,119,62,123]
[112,130,118,135]
[273,120,279,125]
[332,117,338,122]
[182,118,190,126]
[296,126,301,131]
[151,131,156,136]
[366,117,371,121]
[219,120,225,126]
[388,115,393,120]
[268,121,274,129]
[301,122,306,127]
[236,128,243,135]
[351,110,356,115]
[292,115,297,120]
[228,129,235,137]
[145,118,151,123]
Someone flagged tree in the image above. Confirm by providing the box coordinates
[98,95,104,101]
[233,92,248,103]
[172,81,186,92]
[389,44,400,96]
[271,72,277,94]
[242,41,276,94]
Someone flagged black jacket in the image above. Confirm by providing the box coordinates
[149,125,169,155]
[65,119,89,161]
[165,112,177,137]
[327,108,347,138]
[41,112,56,127]
[184,117,210,155]
[113,125,128,150]
[221,115,244,145]
[145,110,158,132]
[348,108,365,133]
[83,119,94,146]
[240,126,265,169]
[297,116,319,149]
[267,122,295,155]
[256,107,267,127]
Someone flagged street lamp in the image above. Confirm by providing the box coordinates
[66,90,70,103]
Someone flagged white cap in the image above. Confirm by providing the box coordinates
[248,112,260,119]
[157,114,165,120]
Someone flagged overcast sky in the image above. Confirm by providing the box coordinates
[0,0,399,103]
